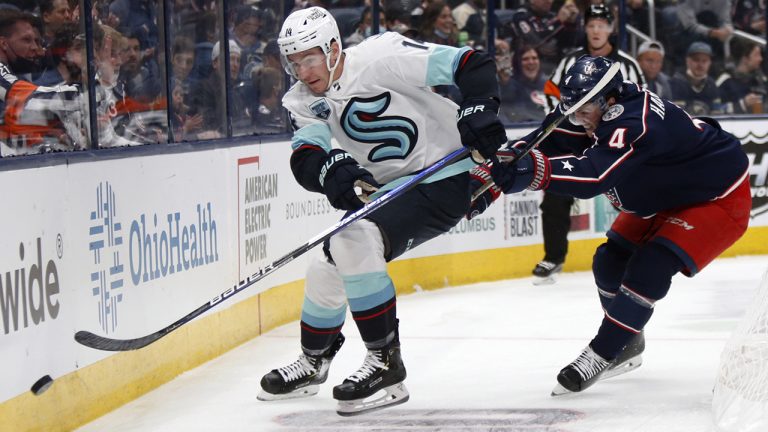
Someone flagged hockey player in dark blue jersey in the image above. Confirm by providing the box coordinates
[484,55,752,395]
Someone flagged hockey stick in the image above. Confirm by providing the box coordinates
[471,61,621,201]
[75,147,471,351]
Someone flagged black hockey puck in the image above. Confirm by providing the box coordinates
[30,375,54,396]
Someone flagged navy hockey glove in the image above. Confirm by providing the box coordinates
[490,148,550,194]
[466,164,501,220]
[456,98,507,161]
[319,149,379,211]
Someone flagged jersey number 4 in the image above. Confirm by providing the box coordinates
[608,128,628,149]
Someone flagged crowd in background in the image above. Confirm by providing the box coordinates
[0,0,764,157]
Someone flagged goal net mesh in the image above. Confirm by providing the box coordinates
[712,267,768,432]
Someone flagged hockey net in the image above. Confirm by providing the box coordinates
[712,267,768,432]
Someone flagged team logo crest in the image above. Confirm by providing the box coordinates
[602,104,624,121]
[309,99,331,119]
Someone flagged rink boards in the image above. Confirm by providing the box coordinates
[1,119,768,432]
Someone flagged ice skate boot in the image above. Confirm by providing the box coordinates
[551,345,611,396]
[603,331,645,380]
[532,260,563,285]
[258,333,345,401]
[333,341,409,416]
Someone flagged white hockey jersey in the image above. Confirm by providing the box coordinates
[282,32,471,185]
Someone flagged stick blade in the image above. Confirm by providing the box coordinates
[74,330,162,351]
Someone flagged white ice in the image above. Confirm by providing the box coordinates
[76,255,768,432]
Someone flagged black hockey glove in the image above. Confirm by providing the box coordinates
[319,149,379,211]
[466,164,502,220]
[456,98,507,161]
[490,148,550,194]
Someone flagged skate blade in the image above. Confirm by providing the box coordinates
[533,275,557,286]
[336,382,410,416]
[550,383,574,397]
[603,355,643,380]
[257,384,319,401]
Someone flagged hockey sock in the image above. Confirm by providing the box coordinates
[591,242,683,359]
[592,239,634,310]
[345,273,398,349]
[301,321,344,355]
[591,289,653,360]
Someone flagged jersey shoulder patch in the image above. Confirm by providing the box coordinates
[602,104,624,121]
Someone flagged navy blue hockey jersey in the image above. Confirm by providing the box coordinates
[526,82,749,217]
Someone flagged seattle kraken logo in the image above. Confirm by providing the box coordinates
[340,92,418,162]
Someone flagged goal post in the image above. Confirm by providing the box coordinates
[712,267,768,432]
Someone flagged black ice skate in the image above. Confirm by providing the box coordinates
[603,331,645,380]
[258,333,345,401]
[333,340,409,416]
[551,345,611,396]
[532,260,563,285]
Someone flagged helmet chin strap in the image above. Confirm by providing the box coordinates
[325,47,342,91]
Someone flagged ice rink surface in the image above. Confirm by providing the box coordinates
[76,255,768,432]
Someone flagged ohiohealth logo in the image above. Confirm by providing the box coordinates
[88,182,125,334]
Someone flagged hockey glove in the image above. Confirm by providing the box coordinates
[466,164,502,220]
[319,149,379,211]
[490,149,550,194]
[456,98,507,161]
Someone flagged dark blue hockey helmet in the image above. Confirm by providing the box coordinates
[559,55,623,113]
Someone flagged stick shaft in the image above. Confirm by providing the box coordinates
[75,147,471,351]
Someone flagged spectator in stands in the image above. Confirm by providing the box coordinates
[39,0,71,46]
[187,39,242,139]
[502,44,548,123]
[344,7,383,47]
[0,10,85,155]
[232,5,263,82]
[412,1,462,101]
[732,0,765,35]
[91,24,142,148]
[508,0,581,75]
[419,0,458,46]
[537,3,645,284]
[496,38,515,107]
[717,39,767,113]
[109,0,159,54]
[171,36,195,91]
[670,41,723,115]
[35,21,78,86]
[170,80,194,141]
[673,0,733,62]
[385,3,419,39]
[261,39,281,70]
[110,30,164,144]
[626,0,663,36]
[636,40,672,99]
[118,31,161,104]
[251,66,285,134]
[452,0,485,41]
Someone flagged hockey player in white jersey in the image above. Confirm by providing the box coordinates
[257,7,506,415]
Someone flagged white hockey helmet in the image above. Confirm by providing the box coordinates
[278,7,342,88]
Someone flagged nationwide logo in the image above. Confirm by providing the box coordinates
[88,182,125,334]
[741,139,768,217]
[0,237,62,335]
[87,182,220,333]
